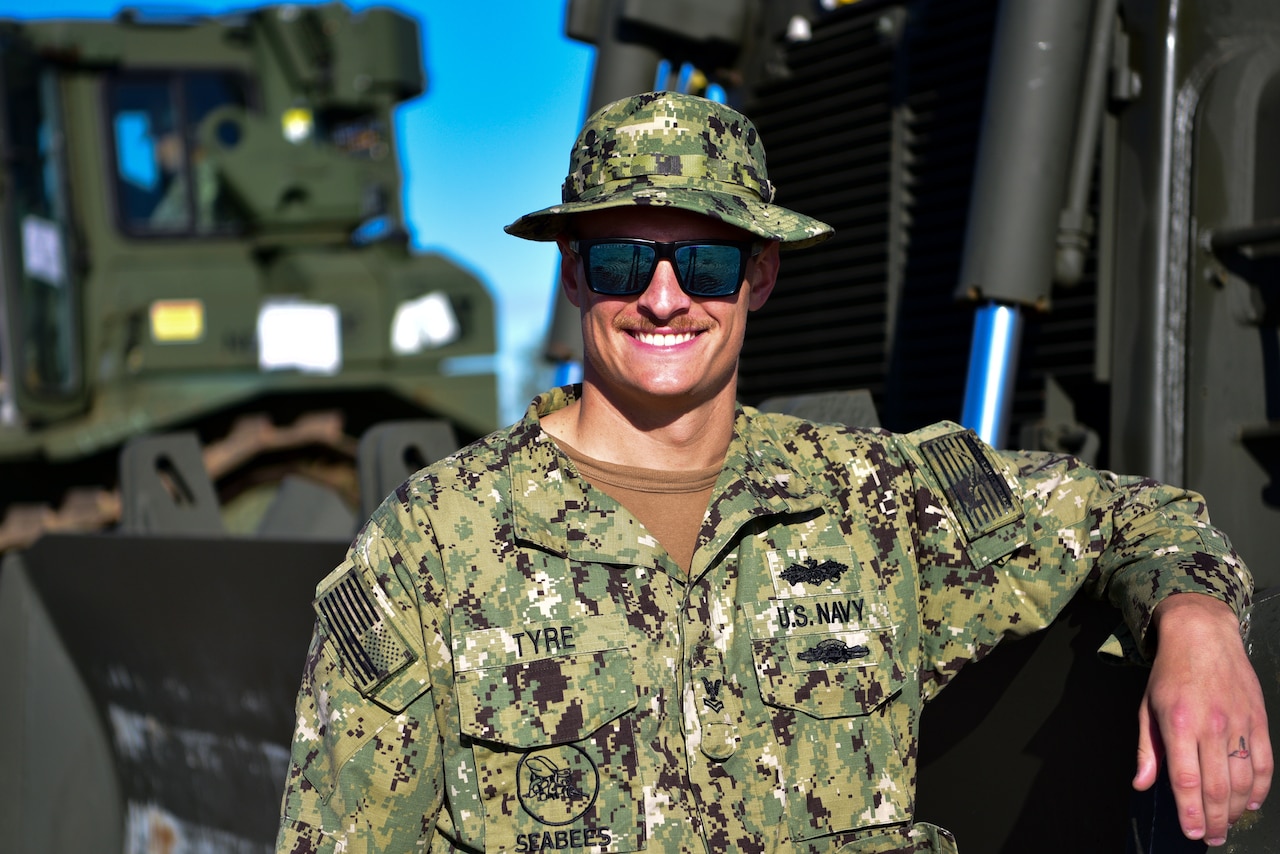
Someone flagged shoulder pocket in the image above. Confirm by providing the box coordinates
[313,561,431,712]
[912,425,1028,567]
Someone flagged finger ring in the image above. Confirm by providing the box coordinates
[1229,736,1251,759]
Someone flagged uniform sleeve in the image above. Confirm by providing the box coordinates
[898,422,1252,696]
[276,509,448,854]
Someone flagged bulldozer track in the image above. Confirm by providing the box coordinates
[0,410,357,552]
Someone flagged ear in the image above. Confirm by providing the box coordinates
[746,241,780,311]
[555,234,583,308]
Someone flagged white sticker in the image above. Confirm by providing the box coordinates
[22,216,65,287]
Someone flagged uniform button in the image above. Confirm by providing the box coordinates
[700,722,739,761]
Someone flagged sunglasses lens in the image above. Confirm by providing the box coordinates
[674,244,745,296]
[578,240,749,296]
[584,243,656,294]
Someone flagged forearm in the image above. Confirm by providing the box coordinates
[1098,486,1250,658]
[1001,451,1252,658]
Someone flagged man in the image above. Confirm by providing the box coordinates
[276,91,1269,853]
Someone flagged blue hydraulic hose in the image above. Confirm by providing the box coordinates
[960,302,1023,448]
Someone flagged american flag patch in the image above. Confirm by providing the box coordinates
[315,567,414,694]
[919,431,1021,541]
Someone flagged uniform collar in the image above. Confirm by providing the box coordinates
[507,386,826,582]
[692,405,827,577]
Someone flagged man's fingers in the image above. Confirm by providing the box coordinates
[1164,734,1210,842]
[1133,700,1162,792]
[1155,717,1272,847]
[1246,724,1274,812]
[1227,735,1256,826]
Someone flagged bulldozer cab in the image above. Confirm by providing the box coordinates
[108,70,250,237]
[0,30,85,427]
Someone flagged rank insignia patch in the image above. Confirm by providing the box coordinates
[702,677,725,713]
[315,567,415,694]
[919,430,1021,541]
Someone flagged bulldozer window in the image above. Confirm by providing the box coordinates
[108,72,248,237]
[0,52,81,404]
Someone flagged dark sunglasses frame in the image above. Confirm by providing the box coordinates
[569,237,763,297]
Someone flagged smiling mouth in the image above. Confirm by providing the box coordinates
[632,331,698,346]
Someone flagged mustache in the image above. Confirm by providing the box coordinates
[613,317,710,334]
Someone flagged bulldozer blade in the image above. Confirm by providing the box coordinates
[0,532,346,853]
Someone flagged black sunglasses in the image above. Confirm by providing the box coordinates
[569,238,762,298]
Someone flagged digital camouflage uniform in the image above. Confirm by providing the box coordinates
[276,385,1251,854]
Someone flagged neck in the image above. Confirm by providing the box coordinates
[541,380,738,470]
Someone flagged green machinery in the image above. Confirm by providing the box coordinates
[0,5,496,852]
[0,2,496,544]
[562,0,1280,851]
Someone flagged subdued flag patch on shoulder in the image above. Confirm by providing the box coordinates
[919,431,1021,541]
[314,566,415,695]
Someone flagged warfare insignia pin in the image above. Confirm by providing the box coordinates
[780,557,849,586]
[797,638,871,665]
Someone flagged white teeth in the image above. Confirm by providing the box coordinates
[635,331,696,346]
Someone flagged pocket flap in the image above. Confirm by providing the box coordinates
[457,648,637,746]
[753,628,904,719]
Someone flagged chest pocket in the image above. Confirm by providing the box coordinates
[749,605,913,842]
[453,620,644,853]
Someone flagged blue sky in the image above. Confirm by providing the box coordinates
[2,0,595,423]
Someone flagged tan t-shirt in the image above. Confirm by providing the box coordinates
[554,439,720,574]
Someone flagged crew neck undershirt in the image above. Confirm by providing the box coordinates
[552,436,721,574]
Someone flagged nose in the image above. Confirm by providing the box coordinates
[637,258,691,320]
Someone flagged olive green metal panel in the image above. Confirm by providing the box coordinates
[0,533,345,853]
[0,29,89,426]
[1110,0,1280,590]
[0,553,122,854]
[0,4,498,473]
[324,5,426,102]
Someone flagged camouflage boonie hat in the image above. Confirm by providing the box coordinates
[504,91,834,250]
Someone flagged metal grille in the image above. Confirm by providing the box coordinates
[739,0,1101,439]
[739,6,898,410]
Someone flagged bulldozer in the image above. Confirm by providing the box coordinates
[0,2,497,546]
[555,0,1280,851]
[0,4,495,852]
